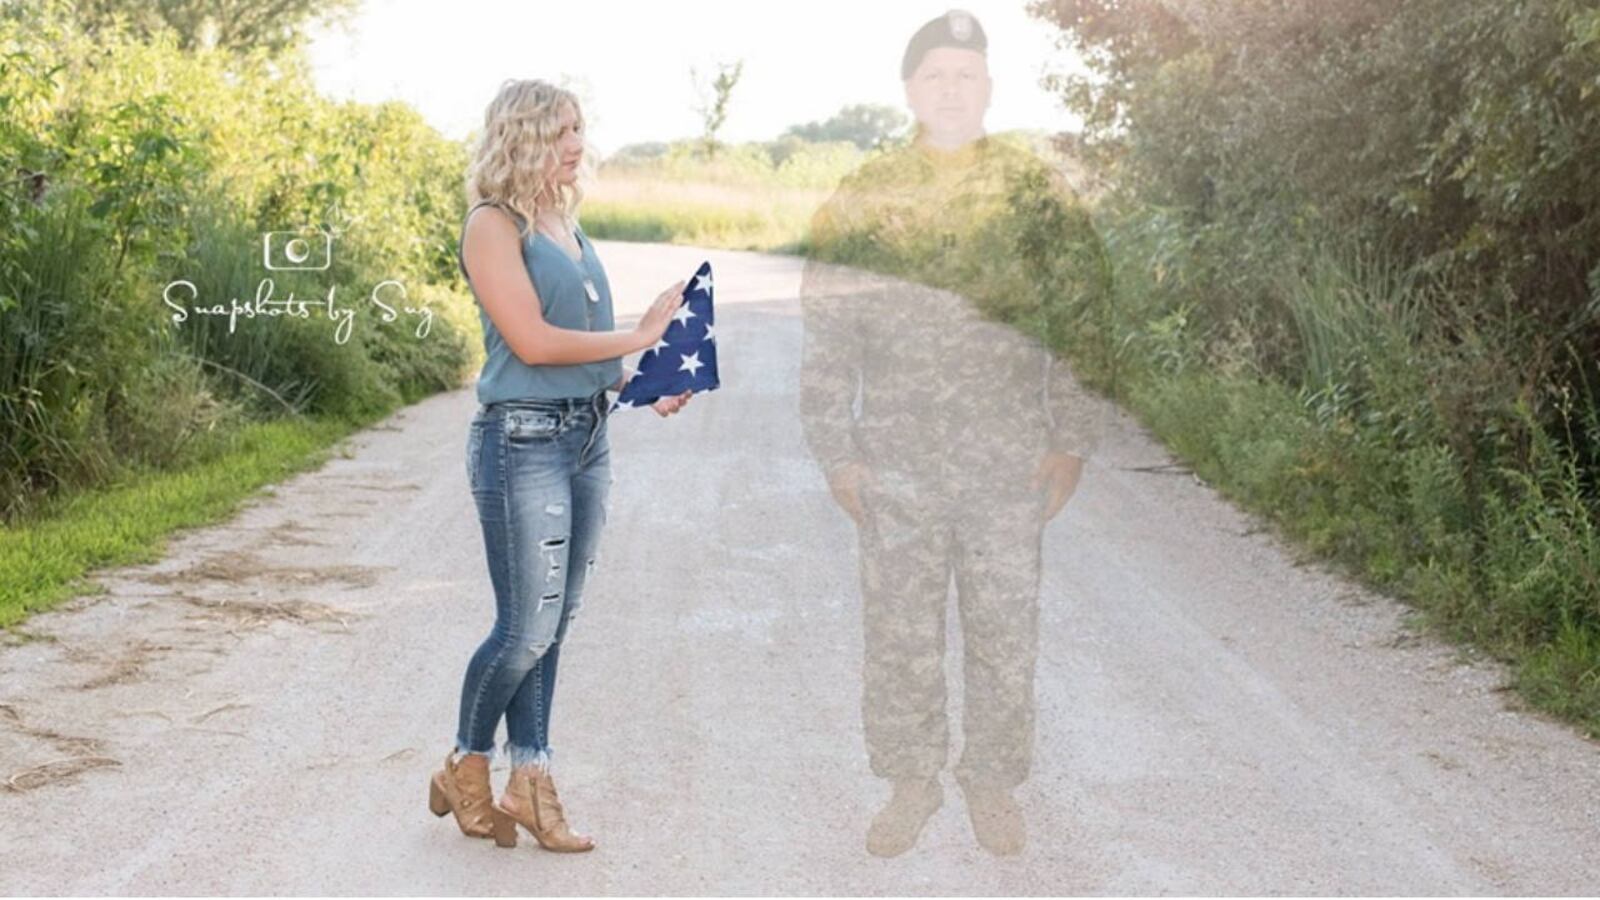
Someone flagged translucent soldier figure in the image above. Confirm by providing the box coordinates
[798,9,1112,858]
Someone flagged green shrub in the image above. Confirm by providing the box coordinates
[0,1,477,521]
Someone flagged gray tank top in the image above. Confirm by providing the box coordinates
[456,200,623,403]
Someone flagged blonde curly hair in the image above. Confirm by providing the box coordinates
[464,79,595,239]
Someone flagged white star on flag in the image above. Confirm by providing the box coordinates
[672,304,697,327]
[703,323,715,342]
[679,351,704,376]
[693,272,714,294]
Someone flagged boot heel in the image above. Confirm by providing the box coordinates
[428,773,451,817]
[490,804,518,848]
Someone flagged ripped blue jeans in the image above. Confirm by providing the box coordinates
[455,390,611,770]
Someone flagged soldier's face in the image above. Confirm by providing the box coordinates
[903,47,991,141]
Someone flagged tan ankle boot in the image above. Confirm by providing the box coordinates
[498,765,596,852]
[428,749,517,847]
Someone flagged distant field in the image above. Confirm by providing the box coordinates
[584,174,828,253]
[583,133,1089,254]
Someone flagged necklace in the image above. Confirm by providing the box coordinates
[536,212,600,306]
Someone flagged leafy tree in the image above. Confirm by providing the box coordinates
[605,142,670,166]
[783,103,909,150]
[690,59,744,161]
[64,0,360,53]
[1029,0,1600,429]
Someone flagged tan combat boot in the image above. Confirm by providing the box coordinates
[959,780,1026,856]
[866,776,944,857]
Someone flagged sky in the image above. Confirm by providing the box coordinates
[305,0,1088,156]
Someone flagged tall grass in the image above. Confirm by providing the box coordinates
[164,202,397,421]
[1279,241,1428,397]
[0,182,150,513]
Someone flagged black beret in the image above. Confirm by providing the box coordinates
[901,9,988,80]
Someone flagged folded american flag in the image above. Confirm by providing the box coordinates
[613,260,720,411]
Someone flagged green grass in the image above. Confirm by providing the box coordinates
[0,413,365,630]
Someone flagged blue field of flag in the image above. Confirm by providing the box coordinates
[613,260,720,411]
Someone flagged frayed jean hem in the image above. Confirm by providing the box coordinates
[504,740,553,772]
[454,738,498,767]
[451,740,555,772]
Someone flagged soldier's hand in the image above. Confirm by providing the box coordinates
[1032,451,1084,521]
[825,461,873,525]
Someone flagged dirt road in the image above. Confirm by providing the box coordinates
[2,241,1597,894]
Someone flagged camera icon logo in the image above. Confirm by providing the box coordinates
[262,227,332,271]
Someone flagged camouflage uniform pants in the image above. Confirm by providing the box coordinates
[855,467,1045,790]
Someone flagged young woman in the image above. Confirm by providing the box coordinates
[427,78,693,853]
